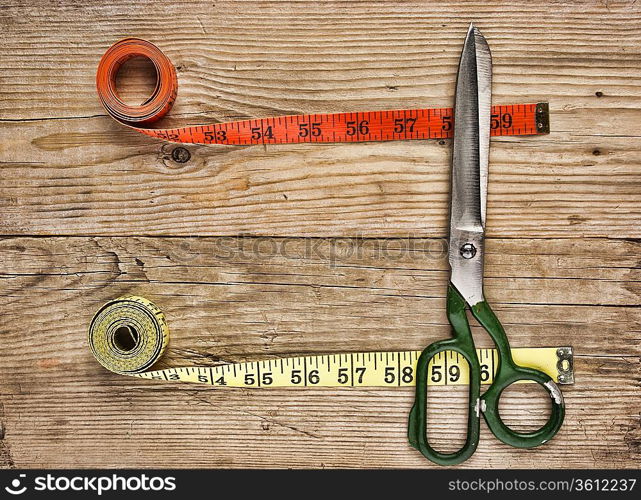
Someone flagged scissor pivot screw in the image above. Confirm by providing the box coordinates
[460,243,477,259]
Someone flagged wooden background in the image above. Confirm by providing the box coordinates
[1,0,640,468]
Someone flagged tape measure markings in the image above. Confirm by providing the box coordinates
[135,103,546,146]
[97,38,550,146]
[132,347,571,388]
[88,295,573,388]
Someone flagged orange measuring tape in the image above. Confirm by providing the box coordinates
[97,38,550,145]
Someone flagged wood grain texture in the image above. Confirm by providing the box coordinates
[0,0,640,469]
[0,236,639,468]
[0,0,640,237]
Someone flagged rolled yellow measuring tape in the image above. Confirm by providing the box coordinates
[89,296,574,388]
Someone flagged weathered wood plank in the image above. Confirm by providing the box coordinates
[1,0,640,470]
[1,0,640,237]
[0,236,639,468]
[2,1,641,119]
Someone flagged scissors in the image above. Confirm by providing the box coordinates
[407,24,565,465]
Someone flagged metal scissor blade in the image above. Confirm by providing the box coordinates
[448,24,492,306]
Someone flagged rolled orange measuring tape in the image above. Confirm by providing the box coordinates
[97,38,550,145]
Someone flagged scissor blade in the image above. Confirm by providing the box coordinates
[448,24,492,306]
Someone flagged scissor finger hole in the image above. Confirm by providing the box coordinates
[425,354,471,453]
[426,385,470,453]
[496,382,552,433]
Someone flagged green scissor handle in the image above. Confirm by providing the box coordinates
[408,284,482,465]
[471,297,565,449]
[408,285,565,465]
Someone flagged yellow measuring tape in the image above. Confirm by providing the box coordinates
[89,296,574,388]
